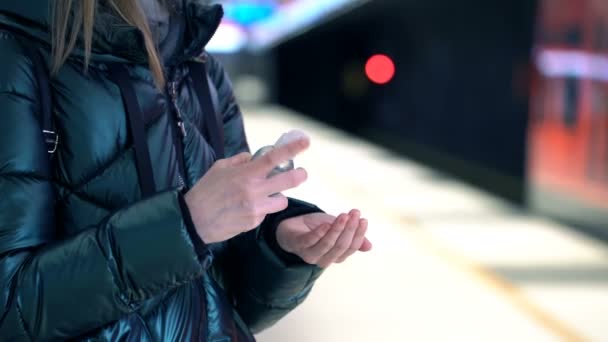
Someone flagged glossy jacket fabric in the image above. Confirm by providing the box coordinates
[0,1,323,341]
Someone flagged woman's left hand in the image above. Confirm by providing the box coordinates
[276,210,372,268]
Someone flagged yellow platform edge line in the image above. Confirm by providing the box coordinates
[404,220,588,342]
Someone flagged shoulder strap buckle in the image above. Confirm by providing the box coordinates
[43,130,58,154]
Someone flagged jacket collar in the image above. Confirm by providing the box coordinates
[0,0,223,66]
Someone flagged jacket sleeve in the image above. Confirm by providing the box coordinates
[0,36,205,340]
[206,53,324,333]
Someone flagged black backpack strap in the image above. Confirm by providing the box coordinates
[17,37,57,154]
[107,64,157,198]
[188,60,225,159]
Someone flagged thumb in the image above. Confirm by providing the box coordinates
[359,238,373,252]
[222,152,252,167]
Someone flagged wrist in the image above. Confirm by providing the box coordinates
[184,191,218,244]
[264,219,304,265]
[177,192,209,256]
[275,221,294,253]
[260,198,324,265]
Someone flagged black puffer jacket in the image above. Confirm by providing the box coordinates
[0,1,322,341]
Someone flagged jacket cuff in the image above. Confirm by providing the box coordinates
[244,226,325,304]
[106,191,205,302]
[261,198,324,266]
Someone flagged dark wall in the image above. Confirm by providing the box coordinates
[275,0,537,202]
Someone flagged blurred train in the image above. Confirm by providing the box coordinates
[208,0,608,234]
[528,0,608,231]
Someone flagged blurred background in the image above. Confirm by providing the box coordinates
[207,0,608,340]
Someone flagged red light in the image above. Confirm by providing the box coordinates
[365,54,395,85]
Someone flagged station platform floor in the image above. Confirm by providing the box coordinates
[242,106,608,342]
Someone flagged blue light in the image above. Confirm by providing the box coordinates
[224,3,276,26]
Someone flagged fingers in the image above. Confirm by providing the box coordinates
[216,152,252,168]
[307,213,349,262]
[335,218,368,263]
[255,193,289,215]
[276,210,372,268]
[249,138,310,176]
[260,167,308,196]
[316,210,360,268]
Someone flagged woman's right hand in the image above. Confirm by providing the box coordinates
[184,138,310,244]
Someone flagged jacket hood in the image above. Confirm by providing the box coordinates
[0,0,223,66]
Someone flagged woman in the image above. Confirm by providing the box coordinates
[0,0,372,340]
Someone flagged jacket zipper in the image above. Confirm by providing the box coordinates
[168,81,188,138]
[177,170,186,189]
[167,77,187,189]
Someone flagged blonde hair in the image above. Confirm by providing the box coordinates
[51,0,166,88]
